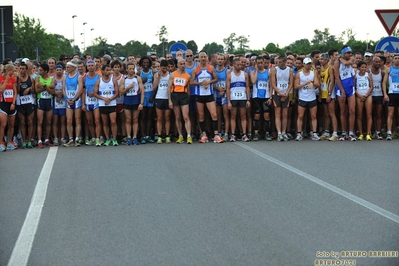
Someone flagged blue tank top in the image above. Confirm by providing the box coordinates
[85,74,99,95]
[253,69,269,98]
[215,67,228,98]
[185,62,197,95]
[65,73,79,99]
[140,70,153,93]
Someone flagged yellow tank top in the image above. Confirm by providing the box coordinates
[320,66,330,99]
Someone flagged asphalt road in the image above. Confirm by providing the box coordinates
[1,139,398,266]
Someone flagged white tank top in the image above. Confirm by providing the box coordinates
[356,73,370,96]
[275,66,290,94]
[371,69,382,96]
[98,77,116,107]
[124,76,139,97]
[114,74,124,104]
[230,71,247,100]
[298,70,316,101]
[155,73,170,99]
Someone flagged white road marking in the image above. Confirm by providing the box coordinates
[235,142,399,224]
[8,147,58,266]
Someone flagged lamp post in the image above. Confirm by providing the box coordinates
[366,33,369,51]
[91,28,95,58]
[83,22,87,54]
[80,33,84,54]
[72,15,77,53]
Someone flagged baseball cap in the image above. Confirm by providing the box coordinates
[22,58,29,63]
[303,57,312,64]
[364,52,373,57]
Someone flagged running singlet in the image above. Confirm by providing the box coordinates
[114,74,124,104]
[371,69,383,97]
[37,76,53,99]
[124,75,140,105]
[98,77,116,107]
[320,66,330,99]
[85,74,100,106]
[185,62,197,95]
[53,78,67,109]
[388,66,399,94]
[155,73,170,99]
[65,73,79,100]
[141,70,154,93]
[298,71,316,102]
[171,71,189,93]
[355,73,370,96]
[230,71,247,100]
[336,61,354,95]
[18,76,34,105]
[275,66,290,94]
[194,66,213,96]
[215,67,227,99]
[252,69,269,99]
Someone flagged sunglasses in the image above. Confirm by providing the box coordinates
[186,55,193,57]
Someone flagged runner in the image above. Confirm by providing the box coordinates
[0,64,18,151]
[94,64,120,146]
[370,56,384,140]
[119,62,145,145]
[294,58,321,141]
[190,51,223,143]
[334,46,357,141]
[16,62,36,149]
[168,59,193,144]
[214,54,230,142]
[35,63,55,148]
[354,61,373,140]
[52,63,67,146]
[111,60,126,144]
[226,58,251,142]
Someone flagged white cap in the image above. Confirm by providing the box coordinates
[22,58,29,63]
[303,57,312,64]
[364,52,373,57]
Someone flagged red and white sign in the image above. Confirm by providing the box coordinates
[375,9,399,36]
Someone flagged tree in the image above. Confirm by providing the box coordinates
[186,40,198,54]
[156,25,168,57]
[202,42,224,55]
[236,35,249,50]
[288,38,311,54]
[223,33,236,53]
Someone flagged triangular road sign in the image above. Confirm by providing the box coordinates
[375,9,399,36]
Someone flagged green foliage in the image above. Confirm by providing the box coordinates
[202,42,224,55]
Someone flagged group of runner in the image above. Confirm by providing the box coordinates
[0,46,398,151]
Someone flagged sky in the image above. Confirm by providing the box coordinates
[2,0,398,53]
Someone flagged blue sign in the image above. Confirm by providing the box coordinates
[375,36,399,53]
[169,42,188,58]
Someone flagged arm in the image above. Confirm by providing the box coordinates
[137,76,145,110]
[366,73,373,97]
[334,59,345,98]
[286,69,294,96]
[168,73,174,109]
[111,78,119,101]
[250,70,257,84]
[244,72,251,108]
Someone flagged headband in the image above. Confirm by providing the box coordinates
[55,64,64,70]
[67,61,77,68]
[341,46,352,54]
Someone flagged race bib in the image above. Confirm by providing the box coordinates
[41,90,51,99]
[174,77,186,86]
[392,83,399,94]
[54,98,67,109]
[20,94,33,104]
[144,83,153,92]
[277,82,288,93]
[321,82,327,91]
[67,90,76,99]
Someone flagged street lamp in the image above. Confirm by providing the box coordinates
[72,15,77,53]
[91,28,95,58]
[83,22,87,53]
[366,33,369,51]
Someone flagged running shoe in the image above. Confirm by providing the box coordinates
[213,134,224,143]
[157,137,163,144]
[21,142,27,149]
[311,133,320,141]
[348,134,357,141]
[366,135,372,141]
[100,137,104,145]
[247,132,252,141]
[103,139,111,146]
[265,133,272,141]
[96,138,101,147]
[186,136,193,144]
[386,134,392,141]
[86,138,95,146]
[295,133,303,141]
[53,138,59,146]
[338,134,347,141]
[176,136,184,144]
[221,134,228,142]
[61,138,67,145]
[357,134,364,141]
[286,132,293,140]
[328,134,339,141]
[126,137,133,146]
[146,136,155,143]
[77,139,84,145]
[75,141,81,147]
[241,134,249,142]
[277,134,284,142]
[282,133,290,141]
[377,132,383,140]
[0,143,5,152]
[133,138,140,145]
[7,141,17,150]
[44,140,53,147]
[199,134,208,143]
[140,137,146,144]
[38,141,44,149]
[27,142,33,149]
[165,136,171,143]
[320,132,330,140]
[252,133,259,141]
[112,139,118,146]
[230,134,236,142]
